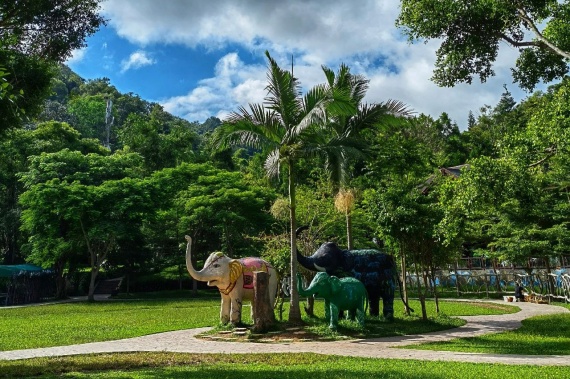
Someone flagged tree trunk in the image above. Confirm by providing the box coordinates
[252,271,275,332]
[454,260,460,296]
[346,212,353,250]
[414,259,427,321]
[54,258,67,299]
[287,160,302,324]
[492,258,501,293]
[400,249,410,316]
[420,268,428,321]
[87,265,99,302]
[431,265,440,313]
[545,257,554,303]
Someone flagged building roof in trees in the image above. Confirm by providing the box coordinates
[420,164,470,195]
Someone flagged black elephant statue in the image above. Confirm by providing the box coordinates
[296,232,412,319]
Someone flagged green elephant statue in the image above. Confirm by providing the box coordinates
[297,272,368,330]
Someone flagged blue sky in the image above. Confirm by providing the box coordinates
[67,0,539,129]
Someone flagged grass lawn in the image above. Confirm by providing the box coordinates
[0,292,516,350]
[405,303,570,355]
[1,352,569,379]
[0,294,221,351]
[0,294,568,378]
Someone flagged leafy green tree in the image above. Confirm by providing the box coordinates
[114,93,152,126]
[67,94,107,142]
[19,150,148,300]
[213,51,356,323]
[137,163,276,291]
[177,171,276,257]
[397,0,570,90]
[440,80,570,292]
[0,66,18,103]
[74,78,120,98]
[0,50,54,133]
[119,114,161,169]
[119,111,198,171]
[0,122,105,265]
[364,174,455,319]
[359,114,459,317]
[0,0,105,62]
[462,87,521,160]
[37,100,76,124]
[0,1,105,133]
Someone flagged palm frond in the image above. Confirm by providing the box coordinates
[349,73,370,104]
[213,104,282,150]
[321,65,336,87]
[326,85,358,120]
[380,99,414,118]
[264,148,281,178]
[264,51,302,129]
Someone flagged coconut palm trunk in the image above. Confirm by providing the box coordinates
[212,51,359,325]
[288,160,302,323]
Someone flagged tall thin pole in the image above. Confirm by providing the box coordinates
[105,98,114,149]
[291,54,294,76]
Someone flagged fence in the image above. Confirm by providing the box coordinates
[405,268,570,302]
[1,270,55,306]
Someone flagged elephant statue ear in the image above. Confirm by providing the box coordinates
[229,260,243,284]
[330,276,341,293]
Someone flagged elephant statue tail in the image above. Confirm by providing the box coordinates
[296,225,309,237]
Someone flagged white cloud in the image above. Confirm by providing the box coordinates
[66,47,88,64]
[120,50,156,73]
[161,53,266,121]
[102,0,397,62]
[104,0,548,128]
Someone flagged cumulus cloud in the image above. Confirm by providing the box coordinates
[120,50,156,73]
[102,0,392,60]
[103,0,543,127]
[161,53,266,121]
[66,47,88,64]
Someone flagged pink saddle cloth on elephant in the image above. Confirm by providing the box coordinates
[239,257,271,289]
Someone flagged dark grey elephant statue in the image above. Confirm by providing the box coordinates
[296,232,412,320]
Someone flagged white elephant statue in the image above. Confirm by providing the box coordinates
[185,235,278,325]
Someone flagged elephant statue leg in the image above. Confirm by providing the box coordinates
[356,307,365,326]
[324,299,331,322]
[220,295,231,324]
[329,303,340,329]
[368,292,380,317]
[230,298,243,324]
[382,288,395,320]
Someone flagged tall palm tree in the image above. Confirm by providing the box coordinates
[213,51,355,323]
[320,64,413,248]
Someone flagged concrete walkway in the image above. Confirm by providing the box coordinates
[1,301,569,365]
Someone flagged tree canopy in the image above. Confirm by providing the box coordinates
[0,0,106,62]
[0,0,105,134]
[397,0,570,91]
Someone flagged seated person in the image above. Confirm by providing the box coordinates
[514,282,526,301]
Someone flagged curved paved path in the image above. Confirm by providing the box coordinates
[1,301,569,365]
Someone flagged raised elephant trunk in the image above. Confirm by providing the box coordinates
[185,235,208,282]
[296,252,316,271]
[296,274,313,297]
